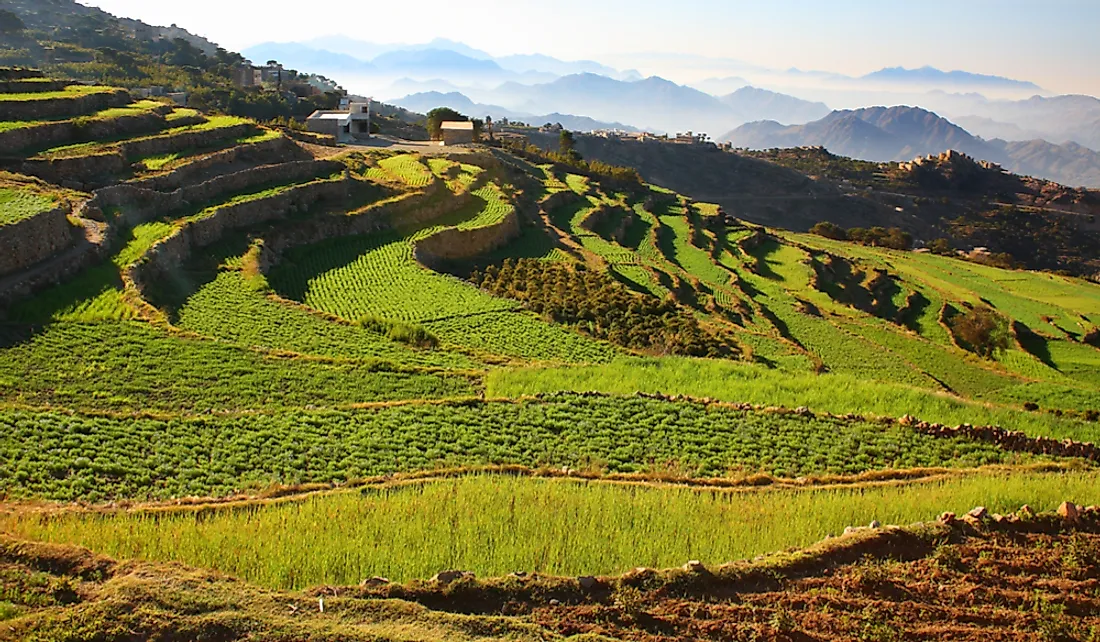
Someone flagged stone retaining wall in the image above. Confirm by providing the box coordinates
[0,110,174,157]
[20,123,256,188]
[126,136,302,193]
[0,89,131,121]
[89,159,344,228]
[0,206,75,277]
[257,183,475,273]
[0,230,107,309]
[0,79,69,93]
[414,210,521,269]
[127,177,352,296]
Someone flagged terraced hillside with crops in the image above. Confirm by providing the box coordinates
[2,70,1100,641]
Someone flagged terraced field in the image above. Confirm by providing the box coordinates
[2,74,1100,641]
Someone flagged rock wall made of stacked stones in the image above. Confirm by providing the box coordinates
[19,123,256,188]
[0,206,75,277]
[89,159,344,228]
[0,79,70,93]
[0,230,107,309]
[126,177,352,296]
[125,136,303,193]
[414,209,521,269]
[257,183,475,273]
[0,109,176,156]
[0,89,131,121]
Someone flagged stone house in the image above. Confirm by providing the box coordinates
[440,121,475,145]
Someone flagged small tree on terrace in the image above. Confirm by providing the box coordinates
[810,221,846,240]
[952,306,1010,358]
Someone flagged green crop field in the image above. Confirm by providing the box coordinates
[0,395,1051,501]
[6,470,1097,588]
[0,185,59,225]
[0,84,118,102]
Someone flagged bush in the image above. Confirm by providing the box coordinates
[358,316,438,348]
[952,306,1010,358]
[810,221,847,240]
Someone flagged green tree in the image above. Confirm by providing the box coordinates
[810,221,846,240]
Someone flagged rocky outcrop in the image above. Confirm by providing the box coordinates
[0,109,179,156]
[0,89,131,121]
[89,159,344,228]
[0,205,76,277]
[20,123,256,188]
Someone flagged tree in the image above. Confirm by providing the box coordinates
[927,238,953,255]
[952,307,1010,358]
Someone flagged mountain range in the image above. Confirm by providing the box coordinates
[724,106,1100,188]
[390,91,639,133]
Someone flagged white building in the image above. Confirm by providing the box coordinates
[306,101,371,142]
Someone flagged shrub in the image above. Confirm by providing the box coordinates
[810,221,847,240]
[358,316,438,348]
[951,306,1010,358]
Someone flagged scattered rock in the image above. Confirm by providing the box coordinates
[1058,501,1080,522]
[432,570,473,584]
[991,514,1005,524]
[899,415,916,426]
[869,520,882,529]
[577,576,599,590]
[549,599,562,607]
[683,560,706,573]
[1019,505,1035,518]
[509,571,528,579]
[844,526,866,536]
[939,512,957,525]
[967,506,988,520]
[794,406,813,417]
[360,576,390,587]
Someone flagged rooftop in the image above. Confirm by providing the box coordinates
[441,121,474,131]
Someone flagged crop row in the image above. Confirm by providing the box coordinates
[423,311,619,363]
[0,395,1046,502]
[0,322,476,415]
[177,270,478,369]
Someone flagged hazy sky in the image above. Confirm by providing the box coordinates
[81,0,1100,95]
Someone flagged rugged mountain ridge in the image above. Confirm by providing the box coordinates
[725,106,1100,187]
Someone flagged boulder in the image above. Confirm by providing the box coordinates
[939,512,957,525]
[683,560,706,573]
[1019,505,1036,518]
[1058,502,1080,522]
[898,414,916,426]
[967,506,988,520]
[869,520,882,529]
[432,570,473,584]
[577,576,600,590]
[360,576,390,587]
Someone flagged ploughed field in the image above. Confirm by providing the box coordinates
[1,72,1100,640]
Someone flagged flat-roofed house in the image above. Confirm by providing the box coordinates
[305,101,371,142]
[440,121,475,146]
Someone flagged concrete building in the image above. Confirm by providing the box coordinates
[305,101,371,143]
[440,121,475,145]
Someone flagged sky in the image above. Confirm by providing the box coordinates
[79,0,1100,96]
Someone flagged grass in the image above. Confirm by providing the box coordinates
[486,356,1100,443]
[0,186,59,226]
[0,85,117,102]
[0,395,1050,502]
[6,470,1098,588]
